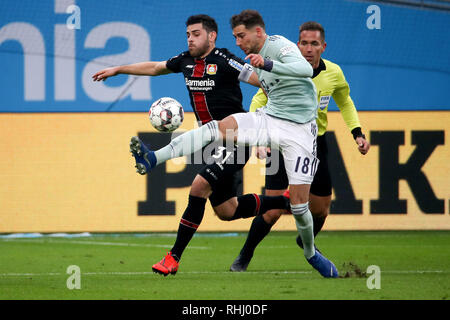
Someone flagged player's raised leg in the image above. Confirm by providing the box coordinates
[130,119,222,175]
[130,113,245,175]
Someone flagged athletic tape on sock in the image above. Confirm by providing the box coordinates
[290,202,309,216]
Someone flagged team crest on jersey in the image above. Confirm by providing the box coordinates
[206,64,217,75]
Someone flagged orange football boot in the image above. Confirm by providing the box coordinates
[152,252,179,276]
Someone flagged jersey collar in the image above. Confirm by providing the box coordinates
[312,58,326,78]
[191,47,217,60]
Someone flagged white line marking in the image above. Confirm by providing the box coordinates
[0,239,209,250]
[0,273,62,276]
[0,270,446,277]
[263,244,448,249]
[384,270,445,274]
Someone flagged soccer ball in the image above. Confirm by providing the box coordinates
[149,97,184,132]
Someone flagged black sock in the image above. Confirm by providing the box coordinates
[240,215,273,258]
[296,215,327,248]
[231,194,288,220]
[170,195,207,260]
[313,215,326,236]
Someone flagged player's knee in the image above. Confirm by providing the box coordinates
[263,209,282,225]
[190,175,212,198]
[217,214,233,221]
[218,116,238,139]
[309,199,330,219]
[213,198,237,221]
[214,208,234,221]
[312,206,329,219]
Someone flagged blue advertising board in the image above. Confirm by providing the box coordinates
[1,0,449,112]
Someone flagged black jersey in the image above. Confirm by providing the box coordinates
[166,48,246,124]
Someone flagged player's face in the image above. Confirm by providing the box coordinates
[186,23,212,58]
[232,25,261,55]
[298,30,326,69]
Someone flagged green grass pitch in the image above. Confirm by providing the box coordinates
[0,231,448,300]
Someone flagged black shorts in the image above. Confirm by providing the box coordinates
[197,142,251,207]
[265,134,332,196]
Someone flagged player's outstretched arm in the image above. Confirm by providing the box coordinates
[92,61,172,81]
[245,53,312,78]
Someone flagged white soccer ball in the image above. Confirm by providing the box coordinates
[149,97,184,132]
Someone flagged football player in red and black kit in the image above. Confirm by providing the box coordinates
[93,15,291,276]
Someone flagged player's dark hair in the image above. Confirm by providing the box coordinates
[230,9,265,30]
[299,21,325,42]
[186,14,218,35]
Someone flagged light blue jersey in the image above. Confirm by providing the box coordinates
[255,35,318,124]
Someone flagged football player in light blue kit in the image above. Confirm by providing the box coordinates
[229,10,337,277]
[130,9,338,277]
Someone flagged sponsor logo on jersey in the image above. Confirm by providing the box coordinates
[185,65,194,69]
[319,95,331,110]
[185,78,215,91]
[206,64,217,75]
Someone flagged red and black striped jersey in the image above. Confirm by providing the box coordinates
[166,48,246,125]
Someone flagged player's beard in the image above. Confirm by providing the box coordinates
[249,39,262,55]
[242,39,260,55]
[189,39,211,58]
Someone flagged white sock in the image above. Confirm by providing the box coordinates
[154,120,220,165]
[291,202,315,259]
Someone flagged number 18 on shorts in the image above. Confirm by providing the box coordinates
[232,111,319,185]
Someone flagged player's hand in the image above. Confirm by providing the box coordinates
[255,146,270,159]
[245,54,265,69]
[356,136,370,155]
[92,66,120,81]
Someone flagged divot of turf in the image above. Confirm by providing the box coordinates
[339,262,367,278]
